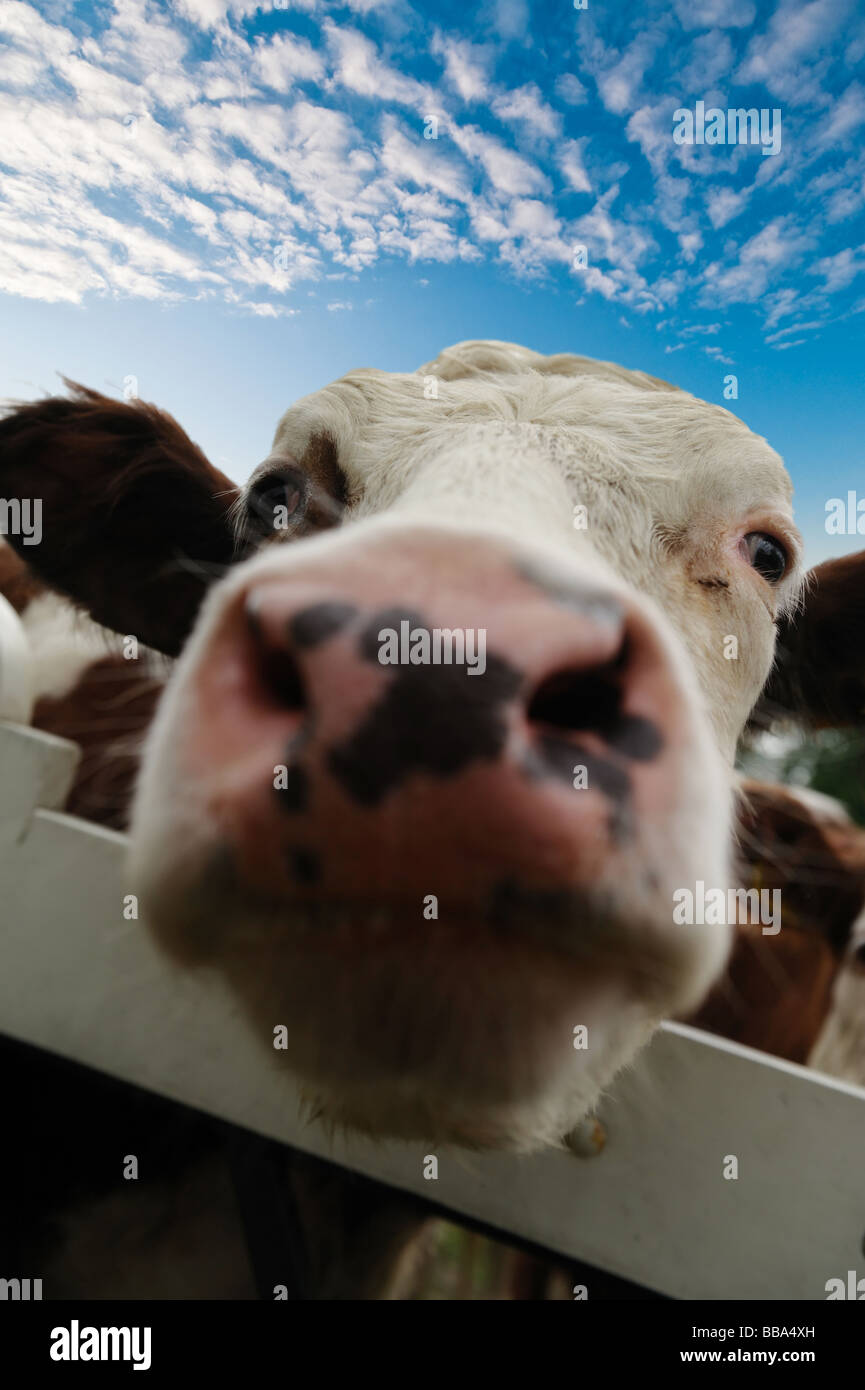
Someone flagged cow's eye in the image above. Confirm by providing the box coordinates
[246,466,309,539]
[743,532,788,584]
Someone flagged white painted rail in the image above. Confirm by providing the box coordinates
[2,719,864,1300]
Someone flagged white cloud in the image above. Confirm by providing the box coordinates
[823,166,865,224]
[0,235,106,303]
[813,81,865,149]
[467,198,510,244]
[555,73,587,107]
[679,30,734,88]
[506,197,566,241]
[324,22,429,109]
[463,192,571,277]
[430,33,492,103]
[762,287,800,328]
[701,217,815,305]
[572,185,660,308]
[625,101,696,234]
[491,0,529,41]
[0,0,860,334]
[737,0,846,104]
[450,124,549,196]
[579,265,620,300]
[0,45,47,88]
[809,244,865,291]
[0,0,76,60]
[171,0,231,24]
[491,83,561,141]
[380,119,470,203]
[344,0,394,12]
[765,318,827,343]
[557,139,591,194]
[672,0,755,30]
[225,292,301,317]
[378,208,477,264]
[169,0,269,26]
[706,186,750,229]
[252,33,325,92]
[678,230,703,261]
[586,30,664,116]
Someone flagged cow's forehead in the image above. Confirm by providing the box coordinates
[271,340,793,518]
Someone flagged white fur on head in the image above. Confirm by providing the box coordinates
[269,339,803,762]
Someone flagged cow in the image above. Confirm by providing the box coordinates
[1,341,864,1297]
[687,779,865,1066]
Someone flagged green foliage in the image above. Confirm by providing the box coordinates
[738,727,865,826]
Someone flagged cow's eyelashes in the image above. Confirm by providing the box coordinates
[742,531,788,584]
[247,467,309,537]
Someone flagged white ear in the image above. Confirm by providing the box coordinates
[0,592,34,724]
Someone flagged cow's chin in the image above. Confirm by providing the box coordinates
[130,815,730,1152]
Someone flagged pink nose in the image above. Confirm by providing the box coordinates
[182,532,687,918]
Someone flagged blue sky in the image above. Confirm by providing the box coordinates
[1,0,864,562]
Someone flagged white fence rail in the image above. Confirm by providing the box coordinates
[2,719,865,1300]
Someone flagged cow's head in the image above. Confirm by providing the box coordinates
[2,341,842,1150]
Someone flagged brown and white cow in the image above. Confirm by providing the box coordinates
[1,341,862,1162]
[688,779,865,1066]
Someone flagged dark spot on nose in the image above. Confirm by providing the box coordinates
[328,653,523,806]
[289,848,321,885]
[290,601,358,648]
[534,735,631,804]
[606,713,663,761]
[530,734,634,842]
[274,764,309,813]
[528,662,663,764]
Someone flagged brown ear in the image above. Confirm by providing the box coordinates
[756,551,865,728]
[734,781,865,956]
[686,780,865,1062]
[0,383,244,655]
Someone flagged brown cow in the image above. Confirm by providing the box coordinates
[688,780,865,1067]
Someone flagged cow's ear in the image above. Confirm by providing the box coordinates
[0,383,244,656]
[687,779,865,1062]
[756,551,865,728]
[734,780,863,956]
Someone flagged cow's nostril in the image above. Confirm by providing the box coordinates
[246,596,307,711]
[528,663,623,735]
[528,651,664,763]
[260,645,306,710]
